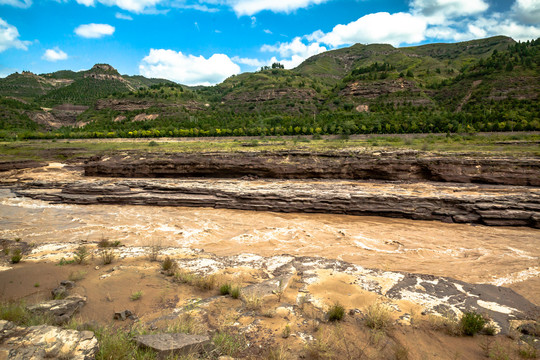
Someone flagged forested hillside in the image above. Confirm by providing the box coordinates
[0,36,538,140]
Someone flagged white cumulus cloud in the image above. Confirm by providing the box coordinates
[473,15,540,41]
[261,36,327,69]
[139,49,241,86]
[42,48,68,61]
[0,18,31,53]
[76,0,164,13]
[0,0,32,8]
[261,36,327,58]
[411,0,489,23]
[229,0,330,16]
[74,23,115,38]
[511,0,540,25]
[316,12,427,47]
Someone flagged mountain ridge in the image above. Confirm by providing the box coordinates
[0,35,538,139]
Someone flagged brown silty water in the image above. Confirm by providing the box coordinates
[0,163,539,305]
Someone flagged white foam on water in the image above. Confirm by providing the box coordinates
[488,267,540,286]
[506,247,537,260]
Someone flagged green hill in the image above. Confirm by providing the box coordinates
[0,36,538,139]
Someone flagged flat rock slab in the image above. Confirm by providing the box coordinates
[0,320,98,360]
[135,333,212,359]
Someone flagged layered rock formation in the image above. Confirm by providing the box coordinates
[83,151,540,186]
[13,178,540,227]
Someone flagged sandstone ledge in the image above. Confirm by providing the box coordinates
[13,178,540,228]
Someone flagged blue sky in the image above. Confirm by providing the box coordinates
[1,0,539,85]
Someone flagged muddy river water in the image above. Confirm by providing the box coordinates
[2,187,539,302]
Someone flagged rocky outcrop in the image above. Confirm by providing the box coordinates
[135,333,212,359]
[162,253,540,334]
[0,160,47,172]
[0,320,98,359]
[83,151,540,187]
[223,88,318,104]
[13,178,540,227]
[28,295,87,325]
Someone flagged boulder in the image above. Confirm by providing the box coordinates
[135,333,212,359]
[0,320,98,360]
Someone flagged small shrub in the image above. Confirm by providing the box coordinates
[73,245,89,264]
[147,242,161,261]
[130,290,143,301]
[327,303,345,322]
[220,283,232,296]
[148,140,158,147]
[194,274,216,291]
[98,237,121,248]
[34,282,40,288]
[364,302,392,330]
[10,249,22,264]
[100,249,115,265]
[242,291,262,311]
[281,324,291,338]
[273,279,284,302]
[460,311,486,336]
[3,247,9,255]
[161,256,175,273]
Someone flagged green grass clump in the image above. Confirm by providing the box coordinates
[327,303,345,322]
[92,326,156,360]
[230,286,241,299]
[10,248,22,264]
[130,290,143,301]
[364,302,393,330]
[213,331,246,357]
[220,283,232,296]
[0,301,54,326]
[459,311,486,336]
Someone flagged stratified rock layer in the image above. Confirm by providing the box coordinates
[84,151,540,186]
[14,179,540,227]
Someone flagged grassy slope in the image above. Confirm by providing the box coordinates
[1,133,538,162]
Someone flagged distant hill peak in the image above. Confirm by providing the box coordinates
[89,64,118,73]
[84,64,124,82]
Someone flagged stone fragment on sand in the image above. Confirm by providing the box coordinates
[0,320,98,360]
[113,309,138,321]
[135,333,212,359]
